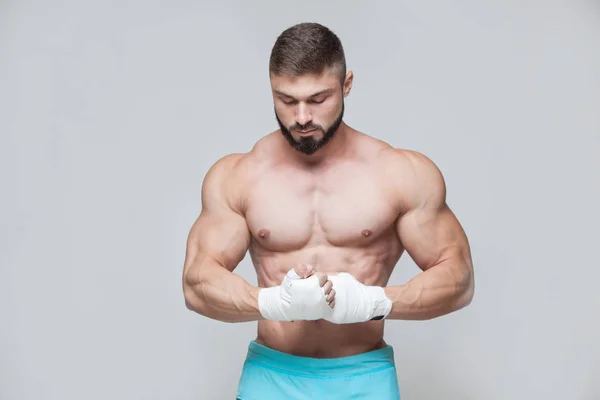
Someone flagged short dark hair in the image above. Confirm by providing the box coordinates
[269,22,346,83]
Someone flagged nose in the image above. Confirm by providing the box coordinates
[295,103,312,127]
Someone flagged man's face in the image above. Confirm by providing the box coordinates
[271,69,351,155]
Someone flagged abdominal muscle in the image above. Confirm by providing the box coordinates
[250,240,403,358]
[256,317,386,358]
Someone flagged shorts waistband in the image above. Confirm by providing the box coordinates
[244,340,395,377]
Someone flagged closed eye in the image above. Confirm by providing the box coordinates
[310,95,329,104]
[278,96,326,105]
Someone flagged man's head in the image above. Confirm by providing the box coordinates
[269,22,353,155]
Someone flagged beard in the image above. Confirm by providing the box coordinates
[275,102,345,155]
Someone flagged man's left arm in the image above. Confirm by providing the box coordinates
[324,150,474,324]
[384,150,474,320]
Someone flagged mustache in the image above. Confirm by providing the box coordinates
[289,123,322,132]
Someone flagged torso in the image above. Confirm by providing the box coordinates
[236,129,406,358]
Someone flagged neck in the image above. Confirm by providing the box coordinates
[287,122,351,167]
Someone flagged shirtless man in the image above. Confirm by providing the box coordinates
[182,22,474,399]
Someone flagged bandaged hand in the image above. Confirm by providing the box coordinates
[258,265,334,321]
[324,273,392,324]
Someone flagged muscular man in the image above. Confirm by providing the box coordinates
[182,22,474,399]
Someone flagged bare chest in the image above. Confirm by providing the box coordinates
[244,164,399,251]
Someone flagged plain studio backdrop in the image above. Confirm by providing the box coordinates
[1,1,599,399]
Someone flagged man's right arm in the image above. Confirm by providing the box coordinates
[182,154,261,323]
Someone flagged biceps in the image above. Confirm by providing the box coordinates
[185,210,251,273]
[396,204,468,271]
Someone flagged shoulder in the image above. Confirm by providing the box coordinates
[377,147,447,210]
[201,153,247,212]
[203,152,249,187]
[203,131,278,184]
[379,147,444,180]
[201,132,278,213]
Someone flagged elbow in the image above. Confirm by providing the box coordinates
[183,289,197,311]
[456,270,475,310]
[446,288,473,317]
[183,285,200,312]
[183,275,209,315]
[458,285,474,310]
[184,287,211,316]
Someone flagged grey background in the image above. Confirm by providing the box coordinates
[1,1,599,399]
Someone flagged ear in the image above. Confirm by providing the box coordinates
[343,71,354,98]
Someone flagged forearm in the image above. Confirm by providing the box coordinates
[184,256,262,323]
[384,261,474,320]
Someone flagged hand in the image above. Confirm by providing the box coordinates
[324,273,392,324]
[258,264,335,321]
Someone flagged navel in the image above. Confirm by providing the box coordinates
[258,229,270,239]
[361,229,372,237]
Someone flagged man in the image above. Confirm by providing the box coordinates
[182,22,474,399]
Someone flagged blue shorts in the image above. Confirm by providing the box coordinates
[236,341,401,400]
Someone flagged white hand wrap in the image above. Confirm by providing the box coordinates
[325,273,392,324]
[258,268,330,321]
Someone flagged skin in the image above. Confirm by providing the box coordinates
[182,67,475,358]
